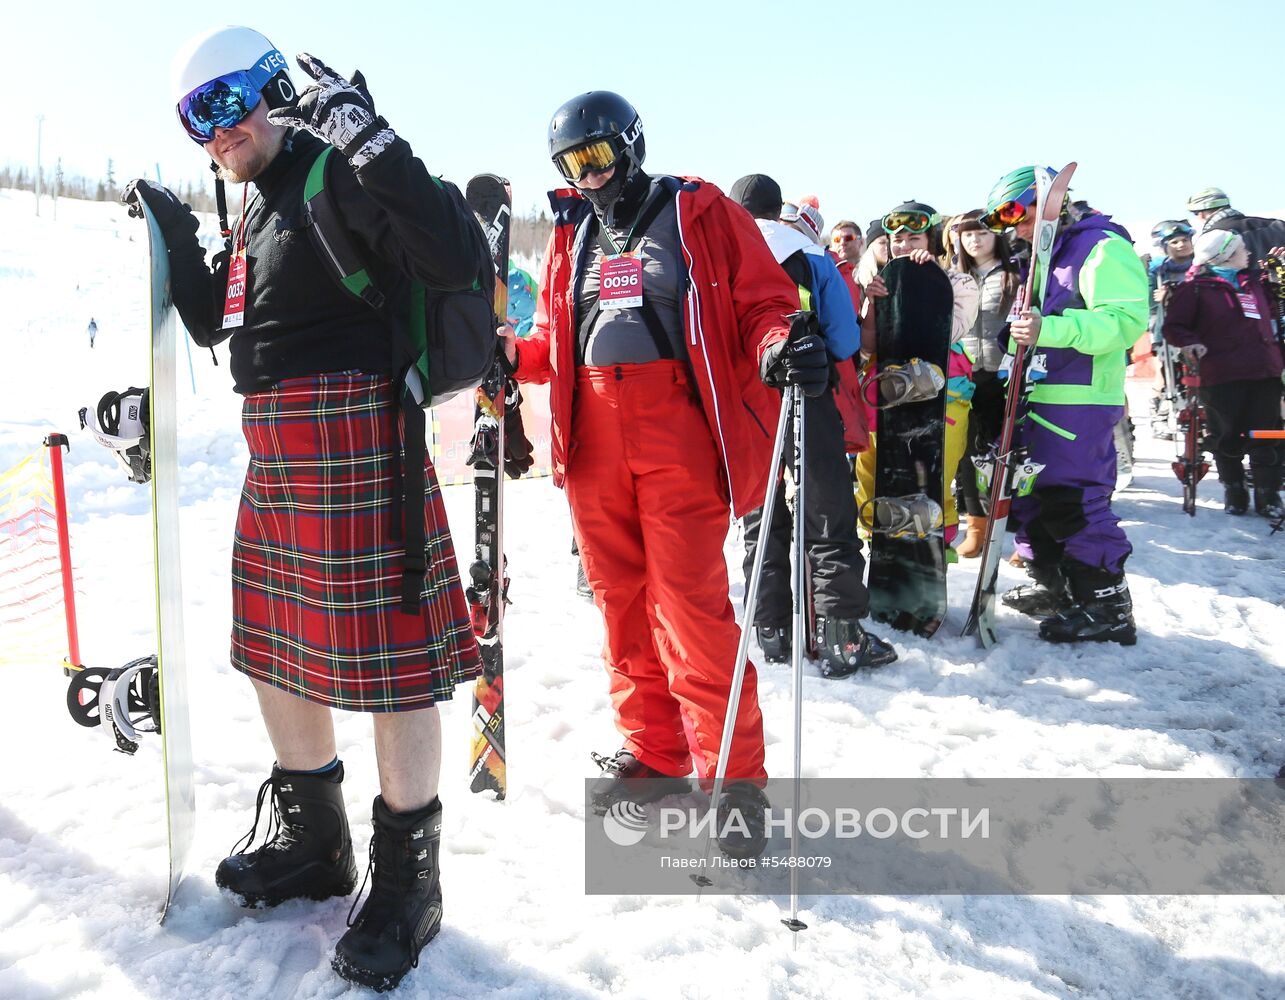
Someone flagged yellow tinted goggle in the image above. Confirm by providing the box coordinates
[881,210,938,235]
[554,140,618,182]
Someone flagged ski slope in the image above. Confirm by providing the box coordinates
[2,189,1283,1000]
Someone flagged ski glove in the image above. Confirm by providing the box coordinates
[266,53,395,169]
[121,179,200,247]
[760,314,830,398]
[502,382,535,480]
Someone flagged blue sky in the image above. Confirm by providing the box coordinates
[7,0,1283,234]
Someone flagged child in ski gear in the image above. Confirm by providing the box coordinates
[985,166,1147,645]
[856,202,979,545]
[1147,220,1196,440]
[731,173,895,677]
[1161,229,1285,518]
[950,211,1021,558]
[124,27,485,990]
[504,93,798,851]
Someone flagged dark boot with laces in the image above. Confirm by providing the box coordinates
[215,762,357,908]
[332,796,444,992]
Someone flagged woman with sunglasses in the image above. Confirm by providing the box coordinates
[123,26,489,989]
[503,92,808,855]
[948,211,1021,558]
[980,166,1148,645]
[855,202,979,550]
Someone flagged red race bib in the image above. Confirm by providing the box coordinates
[222,249,247,329]
[1237,292,1261,320]
[599,254,643,310]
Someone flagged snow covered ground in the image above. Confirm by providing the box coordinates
[2,189,1283,999]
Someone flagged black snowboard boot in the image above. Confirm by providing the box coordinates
[716,781,770,860]
[1002,562,1072,618]
[332,796,444,992]
[815,616,897,678]
[1038,562,1137,646]
[1224,480,1250,515]
[755,625,791,664]
[215,762,357,908]
[589,749,690,815]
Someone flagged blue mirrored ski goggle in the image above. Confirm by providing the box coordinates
[176,51,283,144]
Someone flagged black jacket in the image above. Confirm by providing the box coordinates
[1204,209,1285,268]
[168,130,485,394]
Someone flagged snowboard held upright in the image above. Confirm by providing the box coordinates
[866,257,953,637]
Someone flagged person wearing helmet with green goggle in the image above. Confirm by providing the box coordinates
[122,25,490,992]
[979,166,1148,646]
[855,202,979,554]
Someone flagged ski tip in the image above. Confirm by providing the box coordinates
[781,918,809,933]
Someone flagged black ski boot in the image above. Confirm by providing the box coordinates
[589,749,690,815]
[1002,562,1072,618]
[716,781,770,860]
[332,796,444,992]
[1251,465,1283,519]
[1224,481,1250,515]
[1039,562,1137,646]
[815,617,897,678]
[755,625,791,664]
[575,558,593,601]
[215,762,357,908]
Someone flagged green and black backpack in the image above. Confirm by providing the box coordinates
[301,146,497,613]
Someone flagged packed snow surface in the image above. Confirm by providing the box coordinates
[2,190,1282,999]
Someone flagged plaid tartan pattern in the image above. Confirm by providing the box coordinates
[231,372,481,711]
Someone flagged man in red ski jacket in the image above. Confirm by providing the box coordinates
[503,92,820,857]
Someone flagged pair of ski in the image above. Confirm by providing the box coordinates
[961,162,1077,648]
[1155,293,1209,515]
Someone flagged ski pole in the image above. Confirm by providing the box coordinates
[694,384,792,887]
[784,377,807,937]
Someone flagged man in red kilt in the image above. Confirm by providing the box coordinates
[504,92,827,860]
[124,26,485,991]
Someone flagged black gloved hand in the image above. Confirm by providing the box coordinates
[760,313,830,398]
[121,179,200,245]
[502,382,534,480]
[266,53,394,168]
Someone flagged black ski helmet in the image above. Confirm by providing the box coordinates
[548,91,645,182]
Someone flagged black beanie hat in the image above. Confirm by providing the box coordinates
[865,218,884,245]
[730,174,784,218]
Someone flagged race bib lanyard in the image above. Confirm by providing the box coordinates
[596,201,654,312]
[222,185,250,330]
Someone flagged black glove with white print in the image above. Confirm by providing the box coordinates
[266,53,395,168]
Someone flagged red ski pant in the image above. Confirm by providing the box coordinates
[565,361,767,784]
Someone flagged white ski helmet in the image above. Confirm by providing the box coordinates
[170,26,294,140]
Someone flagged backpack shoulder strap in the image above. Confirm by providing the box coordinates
[780,249,814,310]
[303,146,386,311]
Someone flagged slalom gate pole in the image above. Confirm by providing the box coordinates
[43,434,82,675]
[694,386,792,889]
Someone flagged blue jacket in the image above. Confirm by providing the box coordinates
[754,220,860,361]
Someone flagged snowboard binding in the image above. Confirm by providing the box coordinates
[66,654,161,755]
[861,494,944,539]
[78,387,152,484]
[869,358,945,409]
